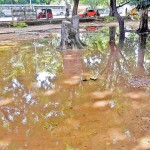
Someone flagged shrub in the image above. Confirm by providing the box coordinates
[105,16,116,22]
[12,22,28,28]
[12,22,18,27]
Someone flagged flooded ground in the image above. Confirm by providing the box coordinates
[0,26,150,150]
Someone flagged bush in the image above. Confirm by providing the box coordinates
[12,22,28,28]
[105,16,116,22]
[12,22,18,27]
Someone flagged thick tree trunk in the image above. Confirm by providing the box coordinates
[109,0,115,16]
[59,15,84,50]
[137,10,149,33]
[72,0,79,16]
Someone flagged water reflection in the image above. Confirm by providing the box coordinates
[0,36,63,132]
[0,27,150,149]
[61,50,84,77]
[83,27,150,89]
[137,34,147,71]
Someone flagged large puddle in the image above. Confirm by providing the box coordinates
[0,27,150,150]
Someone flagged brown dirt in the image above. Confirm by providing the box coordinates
[0,21,145,42]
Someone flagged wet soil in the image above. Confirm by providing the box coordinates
[0,21,148,42]
[0,22,150,150]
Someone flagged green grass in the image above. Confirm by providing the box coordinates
[12,22,28,28]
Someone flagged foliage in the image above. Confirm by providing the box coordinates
[12,21,18,27]
[12,22,28,28]
[80,0,104,9]
[105,16,116,22]
[79,0,129,9]
[82,31,109,55]
[0,0,57,4]
[130,0,150,10]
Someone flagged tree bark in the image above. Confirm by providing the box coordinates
[109,0,115,16]
[72,0,79,16]
[109,0,125,39]
[137,10,149,33]
[59,15,84,50]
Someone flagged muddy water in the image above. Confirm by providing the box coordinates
[0,30,150,150]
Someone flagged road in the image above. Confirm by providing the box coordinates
[0,15,66,22]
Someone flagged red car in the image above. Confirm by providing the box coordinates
[38,9,53,19]
[79,9,97,18]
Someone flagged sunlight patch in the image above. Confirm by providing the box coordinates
[90,91,112,100]
[92,101,109,108]
[63,78,80,85]
[0,138,10,149]
[0,98,13,107]
[133,136,150,150]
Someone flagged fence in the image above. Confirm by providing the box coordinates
[11,8,37,21]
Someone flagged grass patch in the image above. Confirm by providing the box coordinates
[12,22,28,28]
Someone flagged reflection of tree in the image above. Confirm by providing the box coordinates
[0,41,63,130]
[61,50,84,77]
[135,34,147,76]
[61,50,85,100]
[138,34,147,68]
[100,27,127,88]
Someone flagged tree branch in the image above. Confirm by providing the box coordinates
[116,1,130,8]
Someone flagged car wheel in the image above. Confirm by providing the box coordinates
[83,14,86,18]
[1,13,5,17]
[60,12,63,15]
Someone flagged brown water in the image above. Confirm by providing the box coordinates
[0,30,150,150]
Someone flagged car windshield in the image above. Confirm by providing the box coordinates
[87,10,94,12]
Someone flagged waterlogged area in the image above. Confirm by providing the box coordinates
[0,27,150,150]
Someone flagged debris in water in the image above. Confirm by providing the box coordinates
[108,101,116,108]
[125,130,131,137]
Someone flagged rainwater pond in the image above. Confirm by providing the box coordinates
[0,27,150,150]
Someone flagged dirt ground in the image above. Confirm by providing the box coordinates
[0,21,146,42]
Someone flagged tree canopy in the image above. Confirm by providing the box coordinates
[130,0,150,10]
[0,0,57,4]
[79,0,105,9]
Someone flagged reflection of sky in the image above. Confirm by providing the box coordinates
[84,56,101,68]
[0,74,60,127]
[23,92,37,105]
[36,71,56,89]
[0,35,64,132]
[43,110,64,119]
[4,78,23,94]
[1,28,149,141]
[12,78,23,90]
[33,42,45,47]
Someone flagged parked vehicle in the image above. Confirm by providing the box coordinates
[128,8,138,15]
[34,5,67,16]
[79,9,97,18]
[96,8,109,17]
[0,11,5,17]
[37,9,53,19]
[0,9,12,17]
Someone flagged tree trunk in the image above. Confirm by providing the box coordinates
[109,0,115,16]
[137,10,149,33]
[59,15,84,50]
[109,0,125,39]
[72,0,79,16]
[109,27,116,42]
